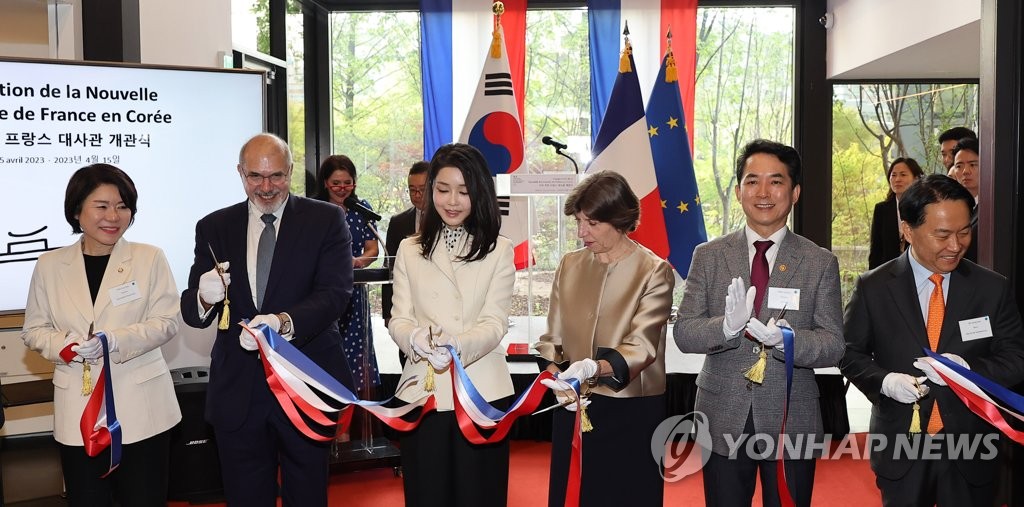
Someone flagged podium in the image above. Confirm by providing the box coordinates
[330,266,401,475]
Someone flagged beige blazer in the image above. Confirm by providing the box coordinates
[22,238,182,445]
[535,243,675,398]
[389,234,515,411]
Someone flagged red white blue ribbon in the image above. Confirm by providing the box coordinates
[920,349,1024,444]
[445,344,555,443]
[59,332,121,477]
[243,322,436,441]
[444,344,582,506]
[775,325,796,507]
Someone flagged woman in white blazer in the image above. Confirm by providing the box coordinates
[22,164,181,507]
[389,143,515,507]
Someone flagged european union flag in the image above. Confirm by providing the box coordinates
[645,52,707,277]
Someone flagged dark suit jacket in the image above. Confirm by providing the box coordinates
[381,206,416,323]
[181,195,354,431]
[869,199,902,270]
[840,252,1024,483]
[965,204,979,263]
[675,229,846,457]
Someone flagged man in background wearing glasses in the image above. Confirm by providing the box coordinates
[382,160,429,368]
[180,132,354,506]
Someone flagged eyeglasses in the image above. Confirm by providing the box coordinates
[245,172,288,185]
[329,183,356,191]
[408,186,426,196]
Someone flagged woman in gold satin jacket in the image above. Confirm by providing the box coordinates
[536,170,675,507]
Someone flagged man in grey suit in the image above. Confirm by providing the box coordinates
[676,139,845,507]
[841,175,1024,506]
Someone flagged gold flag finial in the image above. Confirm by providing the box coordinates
[490,1,505,58]
[619,21,633,73]
[665,26,678,83]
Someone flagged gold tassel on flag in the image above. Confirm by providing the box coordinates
[490,1,504,58]
[744,345,767,384]
[665,27,678,83]
[82,363,93,395]
[619,22,632,73]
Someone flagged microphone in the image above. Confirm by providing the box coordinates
[542,136,568,151]
[343,196,382,222]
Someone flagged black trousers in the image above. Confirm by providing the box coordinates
[214,390,332,507]
[876,455,995,507]
[59,429,171,507]
[702,411,817,507]
[400,397,511,507]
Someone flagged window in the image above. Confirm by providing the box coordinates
[831,83,979,304]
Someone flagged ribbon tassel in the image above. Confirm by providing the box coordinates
[744,346,767,384]
[82,363,93,395]
[910,402,922,434]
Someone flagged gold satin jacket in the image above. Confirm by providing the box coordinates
[535,243,675,398]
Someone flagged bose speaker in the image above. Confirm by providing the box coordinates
[167,367,224,503]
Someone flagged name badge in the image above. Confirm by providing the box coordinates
[767,287,800,311]
[109,281,142,306]
[959,316,993,341]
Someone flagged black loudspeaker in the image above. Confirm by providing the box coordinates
[167,367,224,503]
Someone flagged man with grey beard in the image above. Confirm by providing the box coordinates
[180,133,354,506]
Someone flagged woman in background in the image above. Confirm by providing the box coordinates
[389,143,516,506]
[22,164,181,506]
[315,155,381,394]
[868,157,924,269]
[536,170,675,507]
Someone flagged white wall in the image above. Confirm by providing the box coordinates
[137,0,233,67]
[826,0,981,80]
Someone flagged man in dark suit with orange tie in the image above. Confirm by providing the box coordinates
[181,133,354,506]
[841,175,1024,506]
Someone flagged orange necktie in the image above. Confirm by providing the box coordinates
[926,273,945,435]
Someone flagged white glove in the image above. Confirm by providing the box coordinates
[73,337,104,363]
[723,277,756,337]
[63,332,85,363]
[409,327,433,361]
[239,326,260,351]
[881,373,929,403]
[914,354,969,386]
[559,358,599,385]
[198,262,231,305]
[434,329,462,355]
[746,317,789,349]
[540,378,592,412]
[426,346,452,371]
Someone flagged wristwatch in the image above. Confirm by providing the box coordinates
[277,313,293,335]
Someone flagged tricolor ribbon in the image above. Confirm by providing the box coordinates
[59,332,121,477]
[775,325,796,507]
[921,349,1024,444]
[444,344,581,507]
[243,322,436,441]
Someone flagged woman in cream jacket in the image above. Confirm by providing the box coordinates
[22,164,181,506]
[389,143,515,507]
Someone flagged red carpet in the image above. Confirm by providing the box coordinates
[169,435,881,506]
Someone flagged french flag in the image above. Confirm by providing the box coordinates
[420,0,525,159]
[589,0,698,147]
[421,0,531,269]
[586,38,669,259]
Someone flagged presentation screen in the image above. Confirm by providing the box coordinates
[0,58,265,313]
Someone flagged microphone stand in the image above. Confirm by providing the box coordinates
[332,202,401,474]
[556,147,579,174]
